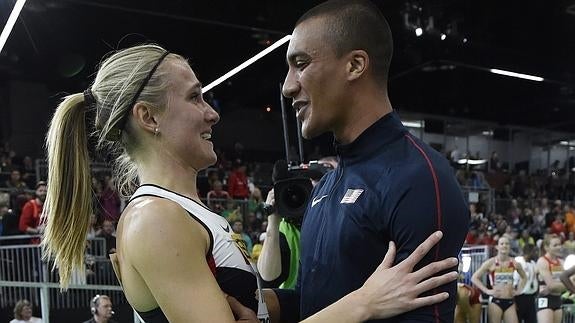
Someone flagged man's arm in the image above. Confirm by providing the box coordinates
[380,162,468,321]
[258,212,283,281]
[257,189,291,287]
[514,261,527,296]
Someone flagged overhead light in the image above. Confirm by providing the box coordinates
[440,33,447,40]
[482,130,494,136]
[0,0,27,54]
[458,158,488,165]
[463,38,468,43]
[490,68,544,82]
[402,120,424,128]
[415,27,423,37]
[203,35,292,93]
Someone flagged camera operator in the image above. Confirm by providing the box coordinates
[257,157,337,288]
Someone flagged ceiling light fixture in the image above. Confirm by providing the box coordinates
[0,0,27,54]
[490,68,544,82]
[203,35,292,93]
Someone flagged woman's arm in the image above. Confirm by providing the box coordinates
[471,259,493,296]
[263,231,458,323]
[126,199,250,323]
[560,266,575,293]
[536,258,565,294]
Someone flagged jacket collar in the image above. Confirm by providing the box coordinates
[334,111,407,164]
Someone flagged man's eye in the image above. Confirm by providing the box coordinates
[295,61,307,69]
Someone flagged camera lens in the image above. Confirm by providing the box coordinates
[283,185,307,209]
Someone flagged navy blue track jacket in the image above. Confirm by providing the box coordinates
[276,112,470,322]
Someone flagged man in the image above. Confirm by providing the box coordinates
[82,295,117,323]
[18,181,47,244]
[96,219,117,257]
[258,157,337,289]
[264,1,469,322]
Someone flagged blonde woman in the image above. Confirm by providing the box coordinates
[536,234,565,323]
[10,299,42,323]
[471,236,526,323]
[42,44,457,323]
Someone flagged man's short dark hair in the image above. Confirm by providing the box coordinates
[295,0,393,87]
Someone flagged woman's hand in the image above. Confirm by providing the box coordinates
[357,231,459,320]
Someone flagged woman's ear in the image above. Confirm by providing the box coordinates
[132,102,160,135]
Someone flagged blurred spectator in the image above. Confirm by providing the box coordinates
[230,219,253,255]
[490,151,501,172]
[10,299,42,323]
[96,219,117,257]
[4,170,28,190]
[476,230,495,246]
[565,204,575,233]
[18,181,46,244]
[206,180,231,214]
[0,153,14,172]
[465,228,477,245]
[549,214,566,238]
[98,176,121,222]
[231,142,245,163]
[518,229,535,250]
[248,186,266,219]
[83,294,117,323]
[469,203,483,223]
[227,159,249,199]
[245,212,262,243]
[86,213,101,239]
[21,156,36,188]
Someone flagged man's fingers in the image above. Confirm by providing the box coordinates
[411,257,458,283]
[414,271,458,294]
[377,241,396,271]
[397,231,443,271]
[407,292,450,311]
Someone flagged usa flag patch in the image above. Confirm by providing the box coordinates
[340,189,364,204]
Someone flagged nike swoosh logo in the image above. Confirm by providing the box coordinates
[311,195,328,207]
[221,225,230,232]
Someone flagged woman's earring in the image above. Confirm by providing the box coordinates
[154,127,159,136]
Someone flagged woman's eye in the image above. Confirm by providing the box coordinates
[190,93,203,102]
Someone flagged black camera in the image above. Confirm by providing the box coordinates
[271,160,333,222]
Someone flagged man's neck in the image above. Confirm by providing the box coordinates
[93,316,107,323]
[333,89,392,145]
[35,198,43,206]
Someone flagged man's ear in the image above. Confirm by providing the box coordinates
[132,102,160,135]
[346,50,369,81]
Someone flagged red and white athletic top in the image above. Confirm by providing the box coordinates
[129,184,269,321]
